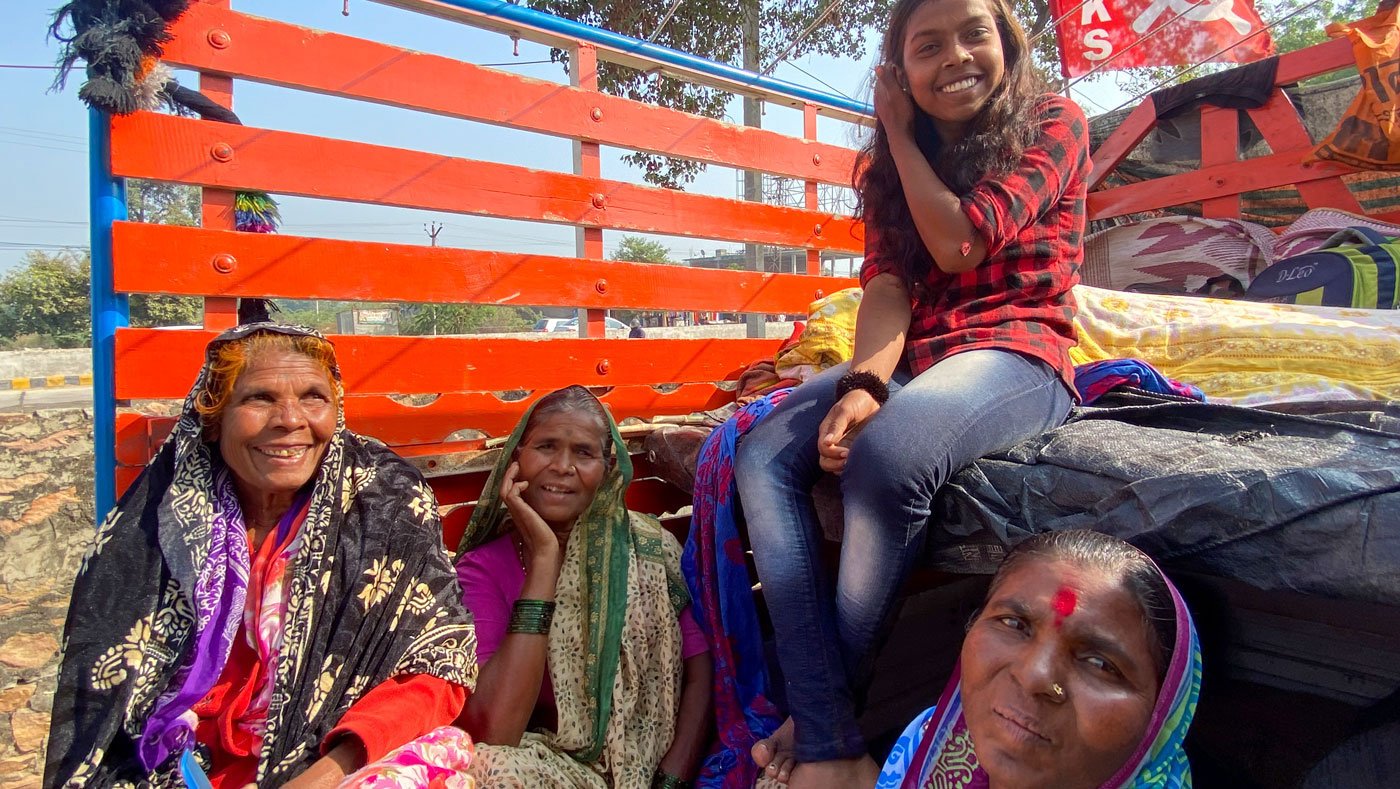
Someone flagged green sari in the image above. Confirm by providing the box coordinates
[456,394,690,787]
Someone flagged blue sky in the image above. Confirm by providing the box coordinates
[0,1,1132,273]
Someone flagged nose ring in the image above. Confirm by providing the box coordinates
[1050,682,1066,701]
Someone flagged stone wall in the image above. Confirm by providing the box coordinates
[0,409,95,788]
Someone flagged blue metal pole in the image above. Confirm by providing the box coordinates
[89,108,128,525]
[420,0,874,117]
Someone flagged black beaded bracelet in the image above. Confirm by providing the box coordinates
[652,772,691,789]
[507,598,556,635]
[835,369,890,405]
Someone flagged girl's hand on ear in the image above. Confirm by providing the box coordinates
[874,64,915,139]
[501,461,561,572]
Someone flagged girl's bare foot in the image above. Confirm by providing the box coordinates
[752,717,797,784]
[787,755,881,789]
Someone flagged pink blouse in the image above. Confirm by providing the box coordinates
[457,533,708,709]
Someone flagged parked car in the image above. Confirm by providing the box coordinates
[553,317,629,332]
[532,318,571,332]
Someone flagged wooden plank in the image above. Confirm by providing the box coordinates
[1089,36,1354,195]
[109,113,861,253]
[1275,37,1352,85]
[115,328,775,399]
[1199,107,1241,219]
[198,26,239,331]
[1088,150,1356,220]
[1090,100,1158,191]
[1247,91,1366,214]
[163,4,855,185]
[113,383,731,469]
[110,223,844,313]
[342,384,734,445]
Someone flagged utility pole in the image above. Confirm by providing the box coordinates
[742,0,765,339]
[424,221,443,246]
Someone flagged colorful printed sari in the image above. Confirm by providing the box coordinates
[878,562,1202,789]
[682,390,790,788]
[46,324,478,788]
[455,392,691,788]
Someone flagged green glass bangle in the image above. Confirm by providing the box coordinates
[507,598,556,635]
[652,773,690,789]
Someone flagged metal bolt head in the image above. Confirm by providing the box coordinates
[812,153,822,165]
[211,143,234,162]
[207,29,231,49]
[591,193,605,209]
[815,289,825,299]
[813,223,823,236]
[590,107,603,121]
[596,359,611,375]
[212,254,237,273]
[594,279,609,294]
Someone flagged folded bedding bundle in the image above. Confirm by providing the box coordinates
[1072,285,1400,406]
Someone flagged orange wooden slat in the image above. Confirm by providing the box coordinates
[109,113,861,252]
[1199,107,1240,219]
[112,384,732,472]
[1087,150,1355,220]
[343,384,734,445]
[1089,100,1157,192]
[110,222,846,312]
[199,53,239,331]
[1246,91,1365,214]
[162,4,856,185]
[115,328,776,399]
[1275,37,1351,85]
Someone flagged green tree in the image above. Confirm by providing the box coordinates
[611,235,673,263]
[0,250,90,348]
[402,304,536,335]
[127,180,202,226]
[126,179,205,326]
[530,0,897,187]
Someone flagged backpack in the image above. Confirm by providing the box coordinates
[1246,226,1400,309]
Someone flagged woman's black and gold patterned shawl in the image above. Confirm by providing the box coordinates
[45,324,477,788]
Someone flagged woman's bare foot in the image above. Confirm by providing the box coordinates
[787,756,881,789]
[753,717,797,784]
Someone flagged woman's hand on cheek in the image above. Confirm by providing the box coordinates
[501,461,561,571]
[874,64,915,139]
[817,391,881,474]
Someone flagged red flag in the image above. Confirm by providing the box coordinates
[1050,0,1276,79]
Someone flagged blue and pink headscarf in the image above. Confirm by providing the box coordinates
[883,558,1202,789]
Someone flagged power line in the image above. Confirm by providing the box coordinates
[761,0,854,76]
[787,61,856,102]
[647,0,687,41]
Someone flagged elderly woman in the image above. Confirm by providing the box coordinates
[455,385,713,788]
[45,324,477,788]
[876,529,1201,789]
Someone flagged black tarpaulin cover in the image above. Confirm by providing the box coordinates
[931,398,1400,606]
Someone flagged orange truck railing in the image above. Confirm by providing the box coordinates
[94,0,1387,534]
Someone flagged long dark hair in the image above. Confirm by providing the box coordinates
[989,530,1177,681]
[854,0,1044,288]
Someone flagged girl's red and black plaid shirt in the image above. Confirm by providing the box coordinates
[860,94,1089,396]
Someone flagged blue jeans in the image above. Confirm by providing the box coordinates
[735,349,1072,762]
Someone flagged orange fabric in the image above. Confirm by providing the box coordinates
[1313,7,1400,169]
[322,675,468,765]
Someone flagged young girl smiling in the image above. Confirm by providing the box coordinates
[737,0,1090,785]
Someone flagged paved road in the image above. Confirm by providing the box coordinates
[0,386,93,412]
